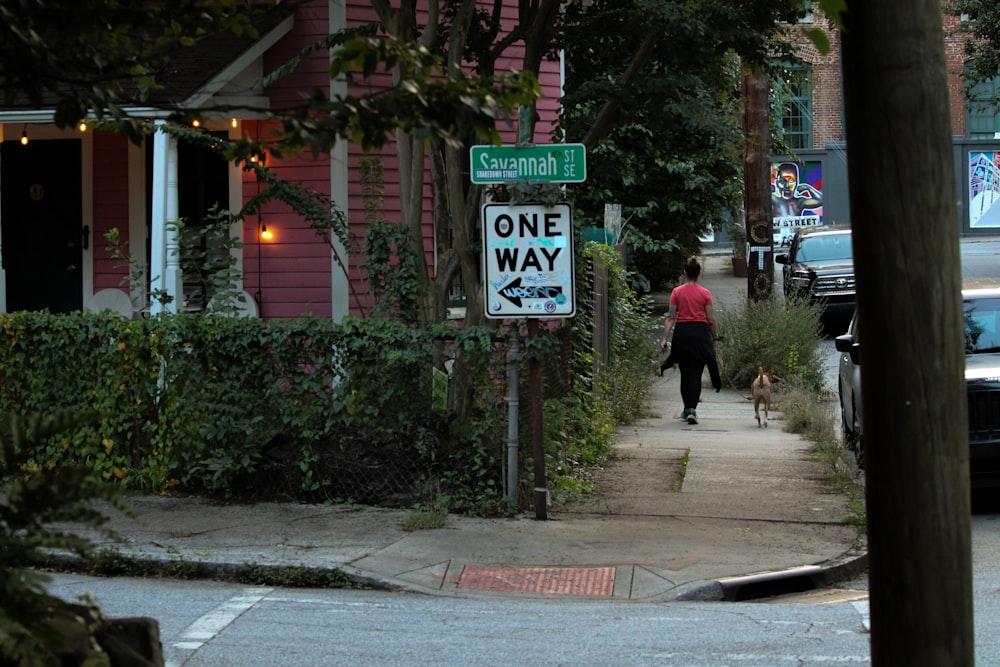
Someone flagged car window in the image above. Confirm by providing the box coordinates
[796,235,853,262]
[965,297,1000,353]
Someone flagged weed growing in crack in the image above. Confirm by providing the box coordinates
[674,448,691,493]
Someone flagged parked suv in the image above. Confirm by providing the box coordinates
[836,288,1000,487]
[775,225,855,318]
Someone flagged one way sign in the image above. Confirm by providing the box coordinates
[482,203,576,319]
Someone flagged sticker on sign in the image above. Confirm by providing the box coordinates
[481,203,575,319]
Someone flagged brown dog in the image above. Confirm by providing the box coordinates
[751,367,773,428]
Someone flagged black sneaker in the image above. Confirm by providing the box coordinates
[686,410,698,425]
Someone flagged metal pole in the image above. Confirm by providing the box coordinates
[528,318,547,519]
[517,100,545,518]
[505,322,520,509]
[517,105,533,146]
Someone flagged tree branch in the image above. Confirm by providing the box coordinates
[580,31,659,149]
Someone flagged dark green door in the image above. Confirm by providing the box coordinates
[0,139,83,313]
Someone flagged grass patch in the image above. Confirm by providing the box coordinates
[25,548,362,589]
[674,448,690,493]
[778,381,866,533]
[402,502,449,531]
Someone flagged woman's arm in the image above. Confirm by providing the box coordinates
[705,303,719,340]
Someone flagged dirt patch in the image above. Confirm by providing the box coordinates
[560,448,686,515]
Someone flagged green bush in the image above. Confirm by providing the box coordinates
[576,243,657,424]
[0,411,129,666]
[0,312,472,499]
[714,294,826,391]
[0,247,654,515]
[720,296,866,532]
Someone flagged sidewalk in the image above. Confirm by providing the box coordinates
[71,255,867,602]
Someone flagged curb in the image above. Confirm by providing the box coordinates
[708,549,869,602]
[38,546,869,603]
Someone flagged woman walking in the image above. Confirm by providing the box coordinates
[660,256,721,424]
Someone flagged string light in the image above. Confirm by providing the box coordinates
[78,120,87,132]
[192,119,201,128]
[231,118,238,128]
[20,125,27,145]
[260,224,273,241]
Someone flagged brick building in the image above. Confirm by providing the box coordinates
[771,7,1000,237]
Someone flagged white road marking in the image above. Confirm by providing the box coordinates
[851,598,871,632]
[169,587,273,661]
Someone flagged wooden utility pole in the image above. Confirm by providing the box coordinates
[741,59,774,302]
[842,3,973,665]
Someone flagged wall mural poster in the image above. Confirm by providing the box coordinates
[970,152,1000,228]
[771,160,823,247]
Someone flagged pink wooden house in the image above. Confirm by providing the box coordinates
[0,1,562,321]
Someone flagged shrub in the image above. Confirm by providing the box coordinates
[0,411,134,666]
[0,250,653,516]
[576,243,657,424]
[714,294,826,391]
[0,312,458,500]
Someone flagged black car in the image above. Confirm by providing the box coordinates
[835,288,1000,487]
[963,289,1000,489]
[775,225,855,318]
[835,316,863,469]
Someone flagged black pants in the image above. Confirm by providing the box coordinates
[669,322,721,411]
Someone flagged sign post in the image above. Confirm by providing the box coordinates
[482,202,575,520]
[476,139,585,520]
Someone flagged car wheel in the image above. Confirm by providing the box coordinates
[840,390,853,440]
[851,399,864,471]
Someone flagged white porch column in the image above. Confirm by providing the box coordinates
[150,121,183,314]
[329,0,349,322]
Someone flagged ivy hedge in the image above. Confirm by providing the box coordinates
[0,242,650,514]
[0,313,489,499]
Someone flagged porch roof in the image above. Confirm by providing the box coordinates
[0,6,296,124]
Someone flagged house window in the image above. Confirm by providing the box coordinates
[967,69,1000,139]
[772,63,813,150]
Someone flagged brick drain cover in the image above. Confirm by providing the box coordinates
[458,565,615,596]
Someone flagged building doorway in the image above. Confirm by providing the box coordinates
[0,138,83,313]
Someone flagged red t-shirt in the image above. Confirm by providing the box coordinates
[670,282,713,323]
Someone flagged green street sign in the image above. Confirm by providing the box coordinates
[469,144,587,184]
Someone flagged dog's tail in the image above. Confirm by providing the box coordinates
[757,366,764,384]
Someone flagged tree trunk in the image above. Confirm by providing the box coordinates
[741,59,773,301]
[398,131,435,324]
[842,3,973,665]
